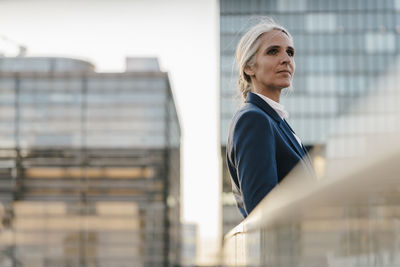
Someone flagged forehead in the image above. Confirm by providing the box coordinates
[259,30,294,47]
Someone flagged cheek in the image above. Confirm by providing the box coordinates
[263,62,274,74]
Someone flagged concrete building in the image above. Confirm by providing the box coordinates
[220,0,400,236]
[0,56,181,267]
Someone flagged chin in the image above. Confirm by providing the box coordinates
[275,78,291,87]
[278,82,291,89]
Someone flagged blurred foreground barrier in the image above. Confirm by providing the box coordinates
[223,135,400,267]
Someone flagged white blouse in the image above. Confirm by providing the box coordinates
[254,93,303,147]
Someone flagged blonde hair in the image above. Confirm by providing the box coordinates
[236,18,292,100]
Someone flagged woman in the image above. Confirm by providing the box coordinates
[226,19,312,218]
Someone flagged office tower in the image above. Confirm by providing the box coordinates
[220,0,400,235]
[181,222,198,267]
[0,56,181,267]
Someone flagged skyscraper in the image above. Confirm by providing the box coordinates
[0,56,181,267]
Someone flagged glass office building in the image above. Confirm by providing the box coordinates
[220,0,400,235]
[0,57,181,267]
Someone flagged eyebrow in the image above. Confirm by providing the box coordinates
[266,45,295,51]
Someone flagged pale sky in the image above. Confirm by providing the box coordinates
[1,0,220,264]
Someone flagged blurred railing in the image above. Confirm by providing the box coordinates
[223,135,400,267]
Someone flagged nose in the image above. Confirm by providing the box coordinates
[280,53,291,65]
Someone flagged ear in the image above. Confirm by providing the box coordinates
[244,65,255,77]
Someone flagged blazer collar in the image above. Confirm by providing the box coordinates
[245,92,282,122]
[246,92,305,158]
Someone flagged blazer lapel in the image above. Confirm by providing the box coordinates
[279,120,305,157]
[283,119,316,178]
[246,93,305,158]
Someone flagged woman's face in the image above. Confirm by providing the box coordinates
[245,30,295,94]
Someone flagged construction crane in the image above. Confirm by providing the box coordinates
[0,35,27,57]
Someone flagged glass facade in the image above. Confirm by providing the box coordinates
[0,57,181,267]
[220,0,400,236]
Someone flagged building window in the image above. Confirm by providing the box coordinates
[306,74,337,94]
[395,0,400,10]
[366,32,396,53]
[277,0,306,12]
[306,13,336,32]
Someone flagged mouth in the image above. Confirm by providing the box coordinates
[277,70,291,75]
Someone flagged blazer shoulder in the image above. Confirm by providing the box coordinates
[227,102,276,152]
[232,102,274,125]
[229,103,276,146]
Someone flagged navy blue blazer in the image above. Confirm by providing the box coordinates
[226,92,311,218]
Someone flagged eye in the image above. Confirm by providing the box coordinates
[287,49,295,57]
[267,48,278,55]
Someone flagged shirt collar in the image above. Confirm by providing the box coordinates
[254,93,289,120]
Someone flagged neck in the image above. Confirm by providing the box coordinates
[252,87,282,103]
